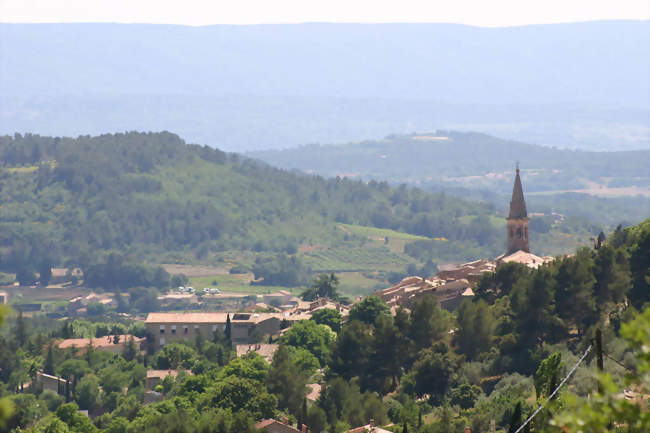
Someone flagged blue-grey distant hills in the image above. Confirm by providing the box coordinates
[1,21,648,150]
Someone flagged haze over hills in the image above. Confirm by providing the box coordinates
[1,21,648,151]
[250,131,650,228]
[250,131,650,191]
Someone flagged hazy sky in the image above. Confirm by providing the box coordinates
[1,0,648,26]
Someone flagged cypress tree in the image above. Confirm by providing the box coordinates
[44,342,55,375]
[225,313,231,343]
[508,402,522,433]
[15,308,26,348]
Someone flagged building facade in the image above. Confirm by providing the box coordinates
[145,312,306,350]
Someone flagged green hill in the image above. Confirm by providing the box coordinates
[0,132,601,294]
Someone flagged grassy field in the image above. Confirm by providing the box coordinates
[338,223,433,241]
[187,273,299,295]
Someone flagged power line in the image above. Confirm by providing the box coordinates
[513,344,593,433]
[603,351,636,375]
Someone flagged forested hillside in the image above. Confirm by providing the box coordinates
[0,132,513,284]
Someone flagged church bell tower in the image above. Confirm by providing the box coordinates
[506,165,530,254]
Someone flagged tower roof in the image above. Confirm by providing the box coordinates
[508,167,527,219]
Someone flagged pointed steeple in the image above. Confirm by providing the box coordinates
[508,165,527,219]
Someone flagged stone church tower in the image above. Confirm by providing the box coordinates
[506,166,530,254]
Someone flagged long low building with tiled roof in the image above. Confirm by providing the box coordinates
[145,311,309,349]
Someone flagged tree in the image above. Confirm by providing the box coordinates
[207,376,277,419]
[348,296,390,325]
[14,308,26,348]
[404,349,455,404]
[122,336,137,361]
[225,313,232,343]
[455,299,495,360]
[593,244,631,310]
[16,267,38,286]
[310,308,342,332]
[553,249,597,335]
[450,383,483,409]
[38,260,53,287]
[534,352,563,399]
[367,314,401,393]
[551,307,650,433]
[409,296,451,351]
[301,273,341,301]
[306,405,328,433]
[74,375,100,411]
[280,320,335,366]
[627,222,650,309]
[266,345,308,416]
[329,320,374,381]
[44,342,55,375]
[0,306,14,428]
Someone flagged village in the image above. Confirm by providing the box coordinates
[1,168,617,433]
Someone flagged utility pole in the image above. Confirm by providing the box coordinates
[595,328,604,393]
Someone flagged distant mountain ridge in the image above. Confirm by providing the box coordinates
[249,130,650,195]
[1,21,648,151]
[2,21,648,104]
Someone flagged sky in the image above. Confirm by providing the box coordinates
[1,0,648,27]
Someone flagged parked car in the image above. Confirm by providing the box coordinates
[209,288,221,295]
[186,286,195,294]
[203,287,210,294]
[178,286,185,293]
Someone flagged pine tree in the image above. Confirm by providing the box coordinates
[122,336,137,361]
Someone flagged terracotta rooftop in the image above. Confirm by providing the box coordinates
[57,335,143,350]
[146,311,311,324]
[146,370,184,379]
[306,383,322,401]
[497,250,554,269]
[236,344,279,362]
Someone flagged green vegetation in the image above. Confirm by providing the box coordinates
[0,131,538,297]
[0,219,647,432]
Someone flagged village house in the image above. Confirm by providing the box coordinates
[145,369,190,390]
[256,419,305,433]
[68,292,118,314]
[56,334,144,354]
[345,420,393,433]
[236,343,279,362]
[145,311,309,349]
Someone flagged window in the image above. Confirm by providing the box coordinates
[212,325,217,332]
[159,325,165,334]
[194,325,199,332]
[171,325,177,335]
[160,337,166,346]
[184,326,188,335]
